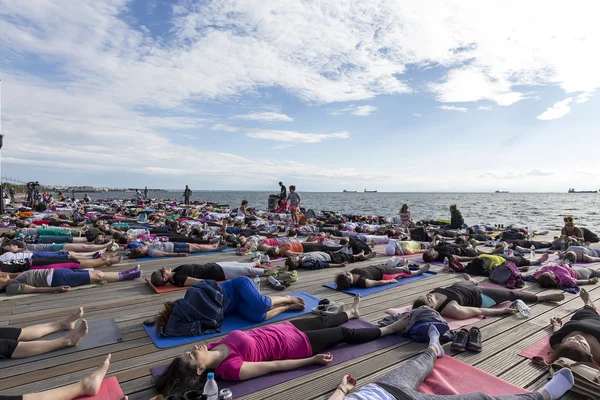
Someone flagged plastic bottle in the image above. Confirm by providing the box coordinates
[560,239,566,251]
[236,244,241,255]
[530,245,535,259]
[443,258,450,272]
[514,300,531,317]
[503,243,509,256]
[203,372,219,400]
[254,275,261,292]
[370,239,375,248]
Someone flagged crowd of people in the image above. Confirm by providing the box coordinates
[0,184,598,400]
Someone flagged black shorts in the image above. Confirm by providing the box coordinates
[0,396,23,400]
[572,305,600,322]
[504,255,530,267]
[0,327,22,359]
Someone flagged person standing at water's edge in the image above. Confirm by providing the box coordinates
[287,185,301,224]
[183,185,192,205]
[279,182,287,205]
[144,186,148,200]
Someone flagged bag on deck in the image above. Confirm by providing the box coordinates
[532,356,600,398]
[489,261,524,288]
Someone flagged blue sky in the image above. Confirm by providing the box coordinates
[1,0,600,192]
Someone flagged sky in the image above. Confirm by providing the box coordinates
[1,0,600,192]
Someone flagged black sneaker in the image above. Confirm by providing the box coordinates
[467,327,482,352]
[450,328,469,352]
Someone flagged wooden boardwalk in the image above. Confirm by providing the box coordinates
[0,238,593,400]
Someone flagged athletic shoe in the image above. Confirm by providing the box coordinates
[467,327,482,352]
[450,328,469,352]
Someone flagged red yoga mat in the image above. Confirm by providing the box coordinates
[75,377,124,400]
[418,356,529,395]
[519,335,552,360]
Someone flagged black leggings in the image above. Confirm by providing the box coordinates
[479,287,538,304]
[289,314,381,354]
[502,255,530,267]
[301,243,343,253]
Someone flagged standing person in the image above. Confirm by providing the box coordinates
[144,186,149,200]
[287,185,301,224]
[8,186,15,203]
[279,182,287,205]
[183,185,192,205]
[449,204,464,229]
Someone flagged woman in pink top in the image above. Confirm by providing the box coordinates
[534,264,600,288]
[154,295,408,396]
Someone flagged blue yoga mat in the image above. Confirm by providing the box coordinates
[144,292,320,349]
[323,271,438,296]
[136,247,232,261]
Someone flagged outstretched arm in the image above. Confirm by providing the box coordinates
[443,304,517,319]
[365,279,397,287]
[239,357,319,380]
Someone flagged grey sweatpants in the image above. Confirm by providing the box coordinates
[576,268,600,280]
[375,349,543,400]
[217,262,264,279]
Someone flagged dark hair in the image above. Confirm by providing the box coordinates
[265,247,278,259]
[279,182,282,185]
[547,343,594,364]
[536,273,561,289]
[354,226,363,233]
[154,356,209,396]
[287,228,297,237]
[563,252,577,264]
[335,273,352,290]
[151,270,167,287]
[412,297,428,309]
[128,247,143,259]
[337,224,345,230]
[289,185,296,191]
[384,229,395,237]
[155,301,175,328]
[400,204,408,213]
[455,236,467,245]
[450,204,457,211]
[241,200,248,206]
[339,238,349,245]
[422,250,435,263]
[285,257,300,271]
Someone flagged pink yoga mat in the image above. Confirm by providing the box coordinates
[519,335,551,360]
[75,377,124,400]
[418,356,529,395]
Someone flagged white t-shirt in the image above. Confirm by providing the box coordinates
[0,252,33,261]
[345,384,395,400]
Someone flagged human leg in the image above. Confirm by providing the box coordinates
[219,262,265,279]
[88,267,141,283]
[17,307,83,341]
[230,277,272,313]
[11,321,88,359]
[77,255,122,269]
[480,287,563,304]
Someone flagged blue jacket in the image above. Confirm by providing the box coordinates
[160,280,230,337]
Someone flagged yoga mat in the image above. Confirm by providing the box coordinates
[75,377,124,400]
[151,319,405,397]
[376,252,422,258]
[323,271,437,296]
[135,247,232,261]
[0,319,121,369]
[144,292,320,349]
[519,335,552,360]
[0,284,100,301]
[418,356,529,395]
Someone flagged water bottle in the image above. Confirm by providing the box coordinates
[560,239,566,251]
[514,300,531,317]
[530,245,535,259]
[236,244,241,255]
[254,275,261,292]
[370,239,375,248]
[503,243,509,256]
[443,258,450,272]
[203,372,219,400]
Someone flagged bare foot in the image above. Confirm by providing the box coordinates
[347,294,360,319]
[289,303,305,311]
[580,288,591,305]
[539,254,549,263]
[81,354,111,396]
[419,264,431,273]
[366,252,377,259]
[107,255,123,266]
[65,319,88,347]
[463,273,473,281]
[61,307,84,330]
[287,296,305,306]
[541,293,565,302]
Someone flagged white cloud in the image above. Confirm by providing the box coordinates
[438,105,468,112]
[478,106,492,110]
[229,112,293,122]
[329,105,377,116]
[246,130,350,143]
[211,124,240,132]
[537,98,573,120]
[273,144,292,150]
[575,92,594,104]
[412,113,423,118]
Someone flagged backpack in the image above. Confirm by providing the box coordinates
[407,320,450,342]
[489,261,524,288]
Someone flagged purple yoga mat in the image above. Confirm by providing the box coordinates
[151,319,405,397]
